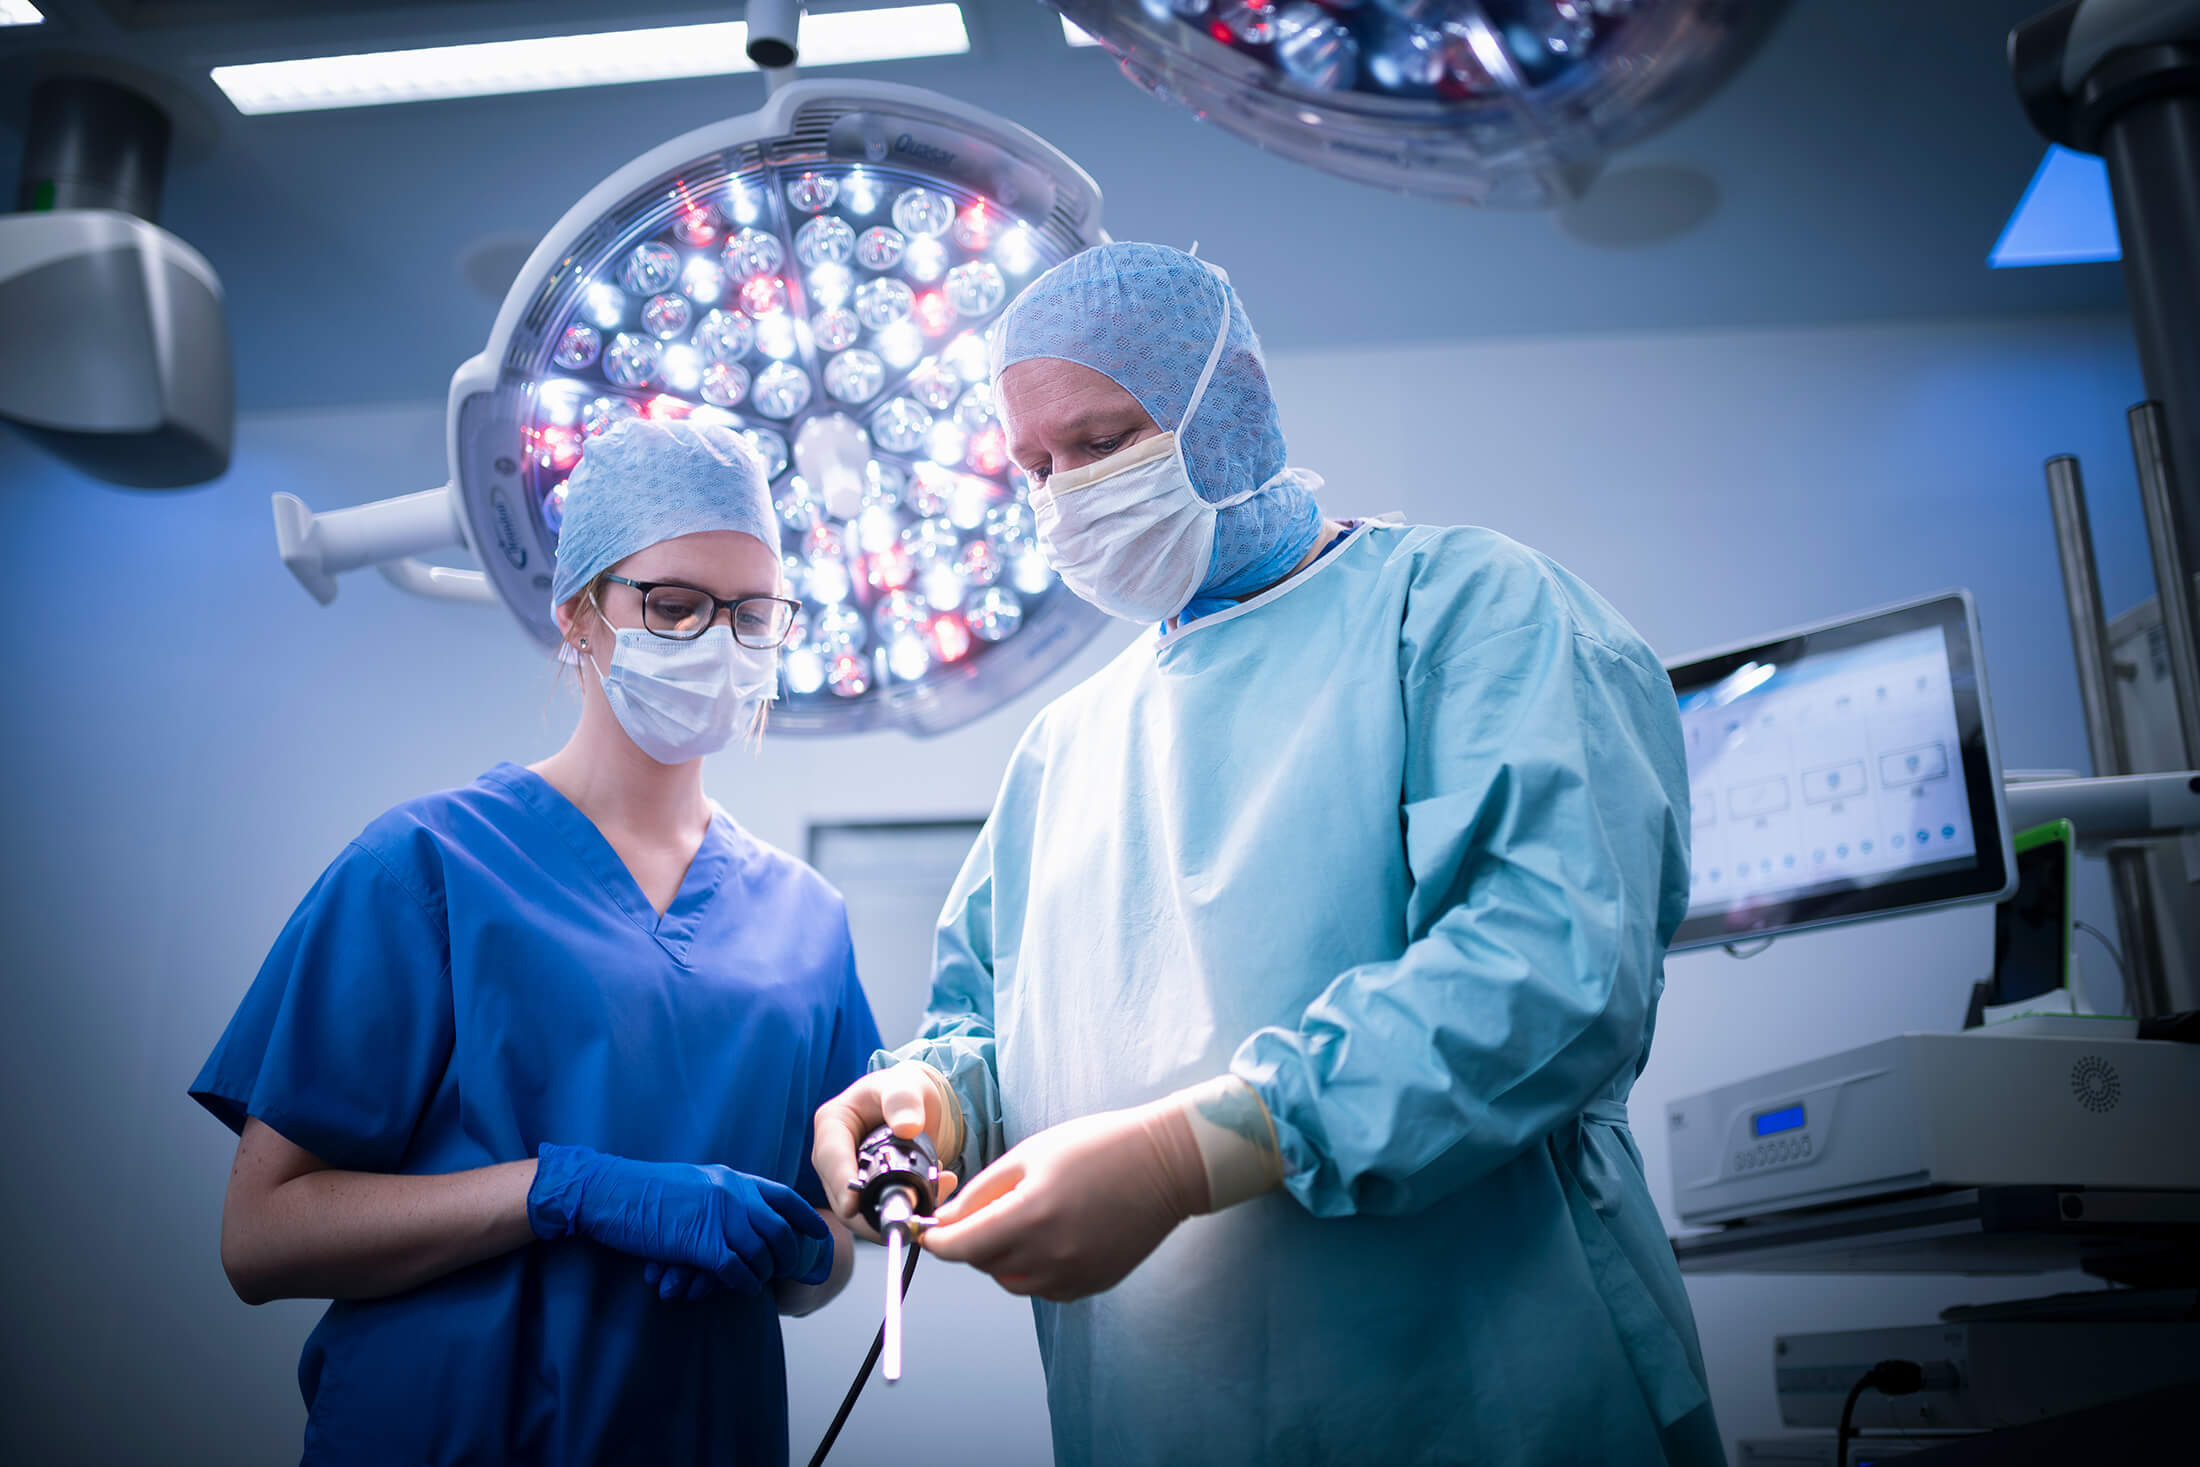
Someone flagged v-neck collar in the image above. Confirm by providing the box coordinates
[1156,519,1379,647]
[484,762,738,967]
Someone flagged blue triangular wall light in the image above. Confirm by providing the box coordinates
[1990,145,2122,268]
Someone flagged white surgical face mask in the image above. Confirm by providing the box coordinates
[1032,433,1257,623]
[1026,261,1250,625]
[589,622,777,764]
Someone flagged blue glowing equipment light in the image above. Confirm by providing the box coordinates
[1752,1104,1805,1138]
[1990,145,2121,269]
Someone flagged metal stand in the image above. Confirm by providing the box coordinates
[2017,1,2200,1015]
[2045,459,2173,1015]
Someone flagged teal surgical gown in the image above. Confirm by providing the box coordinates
[890,522,1722,1465]
[192,763,881,1467]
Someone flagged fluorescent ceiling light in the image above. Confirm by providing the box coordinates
[210,5,969,116]
[0,1,46,27]
[1062,17,1102,47]
[1990,144,2121,268]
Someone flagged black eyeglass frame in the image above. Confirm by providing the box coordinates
[598,574,801,648]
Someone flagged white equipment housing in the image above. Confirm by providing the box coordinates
[1666,1028,2200,1227]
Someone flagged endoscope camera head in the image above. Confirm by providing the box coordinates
[851,1124,940,1235]
[851,1124,940,1389]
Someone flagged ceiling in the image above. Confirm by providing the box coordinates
[0,0,2126,414]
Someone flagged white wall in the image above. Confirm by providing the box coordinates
[0,308,2154,1463]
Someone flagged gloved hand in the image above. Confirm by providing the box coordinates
[811,1063,962,1243]
[640,1229,833,1303]
[527,1144,832,1296]
[922,1077,1285,1303]
[641,1260,716,1302]
[919,1101,1205,1302]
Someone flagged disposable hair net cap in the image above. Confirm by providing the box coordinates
[990,242,1321,611]
[547,417,778,611]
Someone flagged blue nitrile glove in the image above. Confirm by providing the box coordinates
[527,1144,833,1296]
[643,1225,833,1302]
[643,1260,718,1302]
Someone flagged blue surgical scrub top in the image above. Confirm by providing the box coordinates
[191,762,881,1467]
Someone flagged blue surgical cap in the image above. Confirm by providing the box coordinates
[990,242,1320,609]
[547,417,777,609]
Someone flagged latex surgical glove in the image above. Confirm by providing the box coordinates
[527,1144,832,1296]
[811,1062,963,1242]
[921,1077,1284,1303]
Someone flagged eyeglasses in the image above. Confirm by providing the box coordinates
[599,575,800,648]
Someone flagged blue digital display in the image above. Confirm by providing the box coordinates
[1753,1104,1806,1138]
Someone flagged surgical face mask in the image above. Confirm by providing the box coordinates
[1029,266,1253,624]
[588,622,777,764]
[1032,433,1260,624]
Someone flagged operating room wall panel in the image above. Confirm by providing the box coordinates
[0,307,2155,1463]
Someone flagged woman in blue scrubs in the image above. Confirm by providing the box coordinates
[193,418,881,1466]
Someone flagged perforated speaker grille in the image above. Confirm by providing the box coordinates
[2070,1055,2121,1113]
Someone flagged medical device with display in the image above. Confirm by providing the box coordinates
[271,80,1110,736]
[1048,0,1787,204]
[1666,592,2017,951]
[1666,1029,2200,1227]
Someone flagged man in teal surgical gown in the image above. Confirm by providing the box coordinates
[814,242,1721,1466]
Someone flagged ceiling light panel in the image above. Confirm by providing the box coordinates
[209,6,969,115]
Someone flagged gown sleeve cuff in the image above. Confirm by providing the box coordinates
[1171,1075,1284,1213]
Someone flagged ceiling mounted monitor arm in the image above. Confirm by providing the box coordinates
[272,485,492,606]
[2004,772,2200,846]
[2013,0,2200,681]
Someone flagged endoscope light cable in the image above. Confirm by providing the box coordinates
[804,1244,921,1467]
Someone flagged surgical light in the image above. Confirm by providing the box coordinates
[272,80,1109,737]
[1046,0,1788,205]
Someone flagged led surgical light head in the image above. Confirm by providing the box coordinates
[1047,0,1789,205]
[271,80,1110,737]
